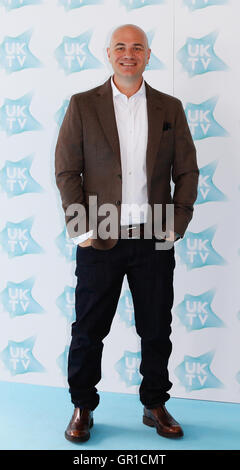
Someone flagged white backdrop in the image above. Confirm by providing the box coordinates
[0,0,240,404]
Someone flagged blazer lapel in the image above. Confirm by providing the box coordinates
[94,77,165,200]
[145,81,164,200]
[94,77,121,169]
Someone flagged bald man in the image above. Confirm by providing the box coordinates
[55,24,199,443]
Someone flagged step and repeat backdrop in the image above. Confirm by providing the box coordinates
[0,0,240,404]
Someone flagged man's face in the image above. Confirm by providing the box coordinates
[107,27,151,82]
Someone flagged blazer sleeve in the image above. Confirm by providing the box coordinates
[55,95,91,238]
[171,99,199,238]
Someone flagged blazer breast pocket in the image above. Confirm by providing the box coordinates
[162,121,172,131]
[162,127,173,137]
[161,128,174,147]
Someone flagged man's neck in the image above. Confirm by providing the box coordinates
[112,74,143,98]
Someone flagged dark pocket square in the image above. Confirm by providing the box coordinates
[162,122,172,131]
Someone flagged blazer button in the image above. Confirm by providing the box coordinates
[116,200,121,206]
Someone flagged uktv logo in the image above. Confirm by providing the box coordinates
[54,30,103,75]
[175,288,225,331]
[118,289,135,328]
[121,0,164,10]
[175,351,224,392]
[196,160,227,205]
[183,0,228,11]
[176,226,226,270]
[56,286,75,323]
[0,277,44,318]
[185,97,229,140]
[59,0,103,11]
[0,0,42,10]
[0,217,43,258]
[0,337,45,376]
[55,227,77,261]
[57,346,69,377]
[0,155,43,198]
[0,30,42,74]
[55,99,70,127]
[177,31,228,77]
[0,93,42,136]
[145,30,164,71]
[115,351,141,387]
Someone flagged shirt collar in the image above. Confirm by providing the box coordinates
[111,75,146,100]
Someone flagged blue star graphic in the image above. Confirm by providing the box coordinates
[177,31,228,77]
[183,0,228,11]
[0,30,42,74]
[185,96,229,140]
[0,92,43,136]
[55,30,103,75]
[1,337,45,376]
[55,227,77,262]
[0,277,44,318]
[115,351,141,387]
[0,155,43,198]
[0,216,43,258]
[58,0,103,11]
[0,0,42,10]
[175,350,224,392]
[175,288,225,331]
[176,225,226,270]
[196,160,227,205]
[120,0,164,10]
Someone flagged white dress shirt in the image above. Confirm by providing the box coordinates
[71,75,149,245]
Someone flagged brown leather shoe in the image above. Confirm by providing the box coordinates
[143,405,184,438]
[65,408,94,443]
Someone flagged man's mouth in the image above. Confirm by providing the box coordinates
[120,62,136,67]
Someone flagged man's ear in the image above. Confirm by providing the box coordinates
[147,48,151,63]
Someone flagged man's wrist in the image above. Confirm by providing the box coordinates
[174,232,181,241]
[71,230,94,245]
[163,230,181,242]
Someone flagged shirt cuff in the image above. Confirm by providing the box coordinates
[71,230,94,245]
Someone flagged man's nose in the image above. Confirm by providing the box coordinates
[123,48,136,58]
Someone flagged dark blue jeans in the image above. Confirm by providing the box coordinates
[67,237,175,411]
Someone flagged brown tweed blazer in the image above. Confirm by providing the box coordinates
[55,76,199,250]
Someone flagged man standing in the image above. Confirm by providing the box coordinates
[55,24,199,442]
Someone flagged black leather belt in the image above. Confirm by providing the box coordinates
[120,223,166,241]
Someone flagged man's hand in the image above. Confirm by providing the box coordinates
[165,230,180,242]
[78,237,92,248]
